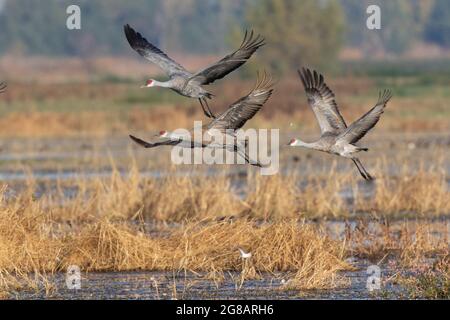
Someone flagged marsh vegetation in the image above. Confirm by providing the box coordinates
[0,56,449,299]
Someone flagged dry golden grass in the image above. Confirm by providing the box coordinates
[345,219,449,267]
[46,166,244,223]
[0,70,448,137]
[0,186,350,296]
[298,166,351,218]
[0,100,446,138]
[397,255,450,299]
[0,56,448,298]
[0,153,448,297]
[0,164,353,297]
[27,156,450,223]
[139,173,242,222]
[354,159,450,217]
[243,173,300,220]
[242,160,449,220]
[0,107,201,138]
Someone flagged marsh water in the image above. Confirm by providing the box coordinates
[1,132,449,205]
[15,261,407,300]
[1,133,449,299]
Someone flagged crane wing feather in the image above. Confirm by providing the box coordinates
[124,24,191,78]
[129,135,181,148]
[188,30,265,86]
[298,68,347,135]
[337,90,392,144]
[208,73,273,131]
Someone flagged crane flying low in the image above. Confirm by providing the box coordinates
[130,74,274,167]
[124,24,265,119]
[288,68,392,180]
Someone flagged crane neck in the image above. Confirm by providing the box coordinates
[152,80,171,88]
[166,131,187,141]
[292,139,317,149]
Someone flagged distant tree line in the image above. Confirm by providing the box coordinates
[237,0,344,73]
[341,0,449,54]
[0,0,448,72]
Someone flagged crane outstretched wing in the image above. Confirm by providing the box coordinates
[0,82,6,93]
[129,135,180,148]
[337,90,392,144]
[208,73,273,132]
[124,24,191,78]
[188,30,265,86]
[298,68,347,134]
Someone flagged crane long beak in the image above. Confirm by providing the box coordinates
[287,139,297,146]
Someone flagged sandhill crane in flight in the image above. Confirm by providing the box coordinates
[129,74,273,167]
[124,24,265,119]
[288,68,392,180]
[0,82,6,93]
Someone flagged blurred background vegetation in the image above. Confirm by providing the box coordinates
[0,0,449,74]
[0,0,448,139]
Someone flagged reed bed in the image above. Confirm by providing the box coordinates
[256,164,445,219]
[0,189,350,296]
[344,219,449,267]
[0,72,449,138]
[15,155,449,223]
[0,157,448,297]
[0,102,448,138]
[295,161,448,219]
[398,255,449,299]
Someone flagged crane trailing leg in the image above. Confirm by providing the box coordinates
[351,158,373,181]
[199,98,216,119]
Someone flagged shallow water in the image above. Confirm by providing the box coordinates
[0,132,449,174]
[2,134,449,299]
[0,133,449,203]
[13,261,405,300]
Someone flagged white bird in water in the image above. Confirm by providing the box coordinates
[124,24,265,119]
[129,74,274,167]
[288,68,392,180]
[238,248,252,259]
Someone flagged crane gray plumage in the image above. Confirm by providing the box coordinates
[124,25,190,79]
[338,90,392,144]
[289,68,392,180]
[186,30,265,86]
[298,69,347,133]
[207,73,273,132]
[129,134,206,149]
[129,74,274,167]
[0,82,6,94]
[124,25,264,119]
